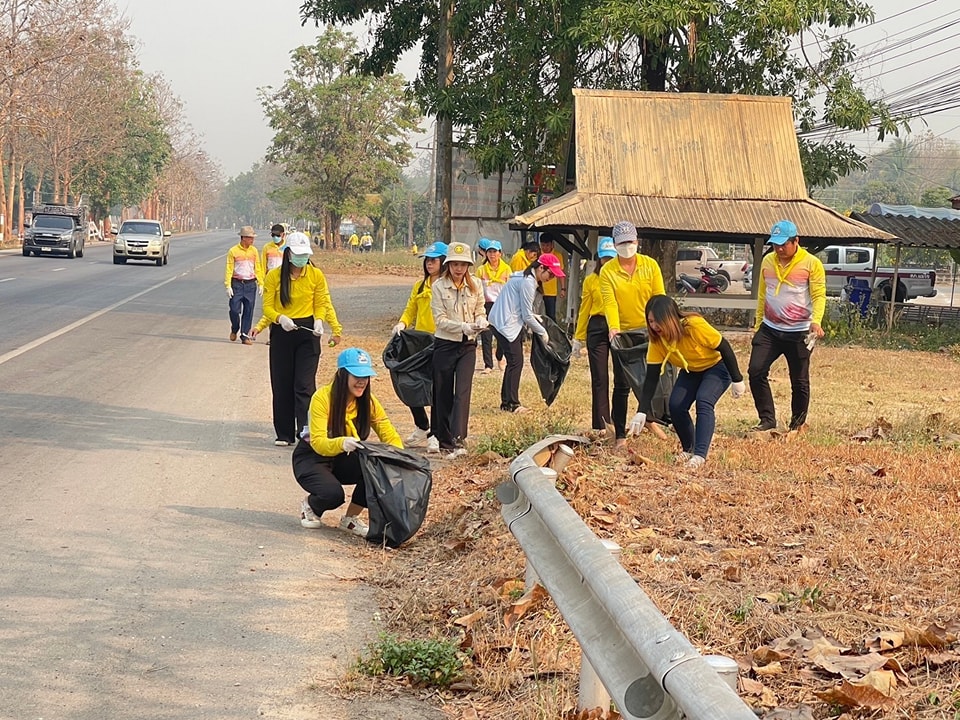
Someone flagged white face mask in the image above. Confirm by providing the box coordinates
[616,243,638,259]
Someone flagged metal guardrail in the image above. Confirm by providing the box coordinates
[496,435,757,720]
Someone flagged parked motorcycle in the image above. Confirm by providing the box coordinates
[677,265,730,295]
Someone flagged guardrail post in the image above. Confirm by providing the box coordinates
[578,538,625,715]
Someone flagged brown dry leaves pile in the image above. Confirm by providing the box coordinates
[347,337,960,720]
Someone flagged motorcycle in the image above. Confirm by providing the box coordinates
[677,265,730,295]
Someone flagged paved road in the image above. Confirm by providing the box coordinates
[0,233,438,719]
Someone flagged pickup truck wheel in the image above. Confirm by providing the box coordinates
[67,242,76,259]
[879,282,907,303]
[77,243,84,258]
[22,248,29,257]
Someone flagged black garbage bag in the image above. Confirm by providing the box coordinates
[357,442,433,548]
[382,329,434,408]
[529,316,572,406]
[610,330,675,424]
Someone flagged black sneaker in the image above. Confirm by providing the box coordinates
[750,420,777,432]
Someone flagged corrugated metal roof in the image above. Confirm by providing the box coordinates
[515,192,894,243]
[512,88,894,244]
[574,90,808,199]
[850,211,960,249]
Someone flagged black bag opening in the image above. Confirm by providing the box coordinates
[610,330,675,424]
[357,442,433,548]
[529,316,572,406]
[382,329,435,408]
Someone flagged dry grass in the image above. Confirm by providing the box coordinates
[335,319,960,720]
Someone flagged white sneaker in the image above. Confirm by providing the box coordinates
[338,515,369,537]
[426,436,441,453]
[445,447,468,460]
[684,455,706,470]
[405,428,429,447]
[513,406,531,414]
[300,498,323,529]
[675,451,693,464]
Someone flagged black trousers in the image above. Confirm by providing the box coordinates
[410,406,430,431]
[610,329,646,439]
[586,314,611,430]
[480,301,503,368]
[292,440,366,515]
[493,328,524,411]
[431,337,476,449]
[269,317,321,443]
[748,323,812,428]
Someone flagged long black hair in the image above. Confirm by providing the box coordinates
[417,254,445,294]
[523,260,547,292]
[279,248,293,307]
[327,368,371,440]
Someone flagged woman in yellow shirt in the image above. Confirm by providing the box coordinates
[294,347,403,537]
[572,237,617,430]
[475,239,510,372]
[390,241,447,448]
[641,295,746,470]
[251,232,343,446]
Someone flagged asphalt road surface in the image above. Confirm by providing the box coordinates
[0,233,439,719]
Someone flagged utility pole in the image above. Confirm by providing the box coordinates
[434,0,454,244]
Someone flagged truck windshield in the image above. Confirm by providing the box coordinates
[33,216,74,230]
[121,222,161,235]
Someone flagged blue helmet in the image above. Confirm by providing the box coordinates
[420,242,448,258]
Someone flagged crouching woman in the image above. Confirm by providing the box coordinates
[293,348,403,537]
[640,295,745,470]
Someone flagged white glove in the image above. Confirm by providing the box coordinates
[278,315,297,332]
[571,340,583,355]
[539,333,551,349]
[533,314,543,323]
[226,286,234,299]
[392,322,406,336]
[312,319,324,337]
[461,322,475,336]
[257,285,264,297]
[627,412,646,436]
[474,316,489,330]
[341,437,362,453]
[730,381,746,399]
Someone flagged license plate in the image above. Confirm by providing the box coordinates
[41,247,51,252]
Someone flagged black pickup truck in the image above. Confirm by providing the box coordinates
[22,204,86,258]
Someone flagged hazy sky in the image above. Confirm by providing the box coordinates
[121,0,960,180]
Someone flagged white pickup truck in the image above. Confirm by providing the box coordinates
[676,247,748,282]
[816,246,937,302]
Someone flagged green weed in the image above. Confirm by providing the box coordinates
[356,632,466,687]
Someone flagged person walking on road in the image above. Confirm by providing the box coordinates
[391,241,448,449]
[599,220,665,446]
[430,242,487,459]
[748,220,826,432]
[641,295,746,469]
[252,232,343,446]
[573,237,617,431]
[261,223,287,275]
[489,254,565,414]
[224,226,264,345]
[294,348,403,537]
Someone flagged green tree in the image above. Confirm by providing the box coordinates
[301,0,908,196]
[919,186,954,209]
[258,26,420,247]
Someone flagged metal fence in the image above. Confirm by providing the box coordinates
[496,435,757,720]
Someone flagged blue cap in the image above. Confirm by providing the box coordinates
[597,236,616,259]
[420,241,448,258]
[488,240,503,252]
[769,220,798,245]
[337,348,377,378]
[477,237,493,251]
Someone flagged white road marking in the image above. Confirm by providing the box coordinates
[51,267,66,272]
[0,255,222,367]
[0,278,14,283]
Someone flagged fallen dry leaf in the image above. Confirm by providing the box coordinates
[808,651,887,680]
[761,705,814,720]
[754,661,784,676]
[453,608,486,629]
[904,622,960,649]
[503,584,549,630]
[589,509,617,525]
[865,631,904,652]
[924,650,960,667]
[815,680,896,710]
[723,565,741,582]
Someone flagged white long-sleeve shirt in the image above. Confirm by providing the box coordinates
[489,272,548,343]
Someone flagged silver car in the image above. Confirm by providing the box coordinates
[112,219,170,266]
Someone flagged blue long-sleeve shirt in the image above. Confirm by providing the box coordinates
[489,272,548,343]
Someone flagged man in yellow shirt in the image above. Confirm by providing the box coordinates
[538,232,567,321]
[349,233,360,253]
[224,226,264,344]
[599,220,665,444]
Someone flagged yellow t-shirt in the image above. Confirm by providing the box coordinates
[598,255,665,332]
[574,273,605,341]
[399,277,436,333]
[258,265,342,334]
[307,383,402,456]
[261,241,284,273]
[646,315,723,373]
[510,250,533,272]
[224,244,263,286]
[541,251,566,297]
